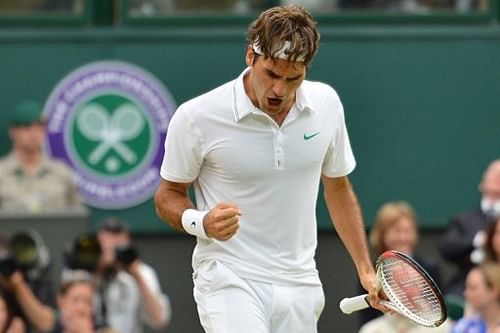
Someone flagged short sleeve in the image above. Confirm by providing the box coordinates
[321,97,356,178]
[159,105,204,183]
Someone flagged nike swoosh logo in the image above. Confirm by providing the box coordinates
[303,132,320,140]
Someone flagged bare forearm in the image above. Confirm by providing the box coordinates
[134,272,169,328]
[13,281,55,332]
[154,181,193,232]
[323,177,373,277]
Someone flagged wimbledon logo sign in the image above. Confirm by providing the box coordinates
[44,61,176,209]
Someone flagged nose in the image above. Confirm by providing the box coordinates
[271,80,287,97]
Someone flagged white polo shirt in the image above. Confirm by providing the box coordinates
[160,68,356,286]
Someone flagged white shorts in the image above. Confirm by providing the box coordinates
[193,260,325,333]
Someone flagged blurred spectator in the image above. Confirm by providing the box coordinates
[455,218,500,319]
[358,201,442,327]
[483,218,500,263]
[91,218,171,333]
[7,229,54,306]
[359,312,453,333]
[0,0,83,15]
[0,100,83,213]
[0,271,54,332]
[439,159,500,298]
[128,0,487,16]
[51,271,116,333]
[0,288,25,333]
[0,229,56,332]
[451,263,500,333]
[281,0,336,12]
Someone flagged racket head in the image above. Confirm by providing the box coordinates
[375,250,447,327]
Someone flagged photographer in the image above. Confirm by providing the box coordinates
[0,230,55,332]
[93,218,170,333]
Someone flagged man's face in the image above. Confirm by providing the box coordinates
[97,231,130,268]
[9,122,45,153]
[245,46,306,116]
[480,162,500,201]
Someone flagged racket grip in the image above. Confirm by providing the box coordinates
[339,294,370,314]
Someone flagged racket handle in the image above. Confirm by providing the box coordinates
[339,294,370,314]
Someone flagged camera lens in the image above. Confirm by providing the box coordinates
[10,232,38,269]
[66,234,102,272]
[115,245,138,267]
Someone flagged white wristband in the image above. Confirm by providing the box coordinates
[181,209,210,239]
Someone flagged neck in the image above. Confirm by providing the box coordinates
[482,303,500,328]
[268,105,292,127]
[14,147,43,175]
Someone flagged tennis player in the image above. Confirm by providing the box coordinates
[155,5,383,332]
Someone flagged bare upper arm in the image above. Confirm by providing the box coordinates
[155,178,192,197]
[321,175,351,194]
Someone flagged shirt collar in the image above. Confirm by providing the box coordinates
[232,67,315,123]
[5,152,50,177]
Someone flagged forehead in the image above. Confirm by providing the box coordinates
[11,122,45,130]
[98,231,128,244]
[467,269,485,285]
[258,56,306,76]
[392,216,415,228]
[64,282,94,296]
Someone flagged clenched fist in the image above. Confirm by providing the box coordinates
[204,203,241,241]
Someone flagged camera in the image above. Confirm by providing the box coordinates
[0,254,17,278]
[0,230,47,278]
[64,233,102,272]
[115,244,138,267]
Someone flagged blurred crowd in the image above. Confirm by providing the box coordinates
[0,219,171,333]
[128,0,489,15]
[0,0,489,17]
[358,159,500,333]
[0,101,171,333]
[0,92,498,333]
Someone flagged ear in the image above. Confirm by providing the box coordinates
[245,45,254,67]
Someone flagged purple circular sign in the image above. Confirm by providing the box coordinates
[44,61,175,209]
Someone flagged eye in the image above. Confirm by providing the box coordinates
[267,71,280,79]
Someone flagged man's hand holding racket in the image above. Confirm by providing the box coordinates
[358,267,391,314]
[340,250,447,328]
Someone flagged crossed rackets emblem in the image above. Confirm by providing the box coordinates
[77,103,144,166]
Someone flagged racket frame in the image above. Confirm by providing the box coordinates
[340,250,447,328]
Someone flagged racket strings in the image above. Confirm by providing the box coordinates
[381,257,443,325]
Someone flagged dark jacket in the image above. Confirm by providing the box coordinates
[438,209,490,297]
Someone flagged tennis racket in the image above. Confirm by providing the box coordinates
[339,250,447,328]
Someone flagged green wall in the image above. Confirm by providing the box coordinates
[0,26,499,231]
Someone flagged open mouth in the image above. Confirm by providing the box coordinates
[267,97,282,107]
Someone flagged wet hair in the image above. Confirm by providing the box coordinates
[247,5,320,65]
[369,201,417,255]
